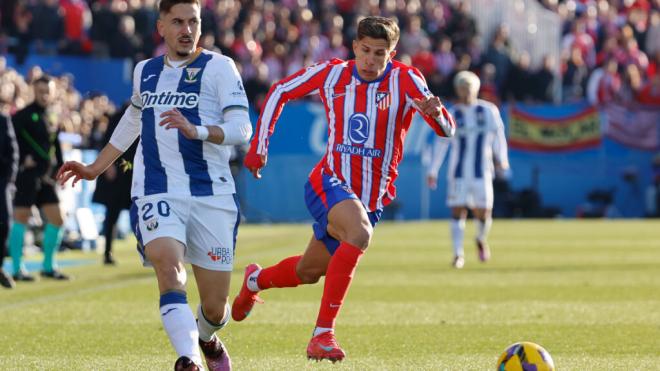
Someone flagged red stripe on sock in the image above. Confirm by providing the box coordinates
[315,242,364,329]
[256,255,303,289]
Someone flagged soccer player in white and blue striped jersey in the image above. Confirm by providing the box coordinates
[57,1,252,369]
[426,71,509,269]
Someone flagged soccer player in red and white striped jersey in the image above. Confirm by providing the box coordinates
[233,16,455,362]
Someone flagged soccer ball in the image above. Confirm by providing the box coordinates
[496,342,555,371]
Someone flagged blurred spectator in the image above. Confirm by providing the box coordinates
[618,63,644,104]
[399,15,430,57]
[478,63,500,105]
[59,0,93,55]
[587,57,621,105]
[637,71,660,105]
[30,0,65,55]
[10,1,32,64]
[412,41,437,77]
[109,15,142,61]
[482,25,513,98]
[434,36,456,79]
[562,46,589,102]
[561,19,596,68]
[444,0,477,54]
[507,52,535,102]
[646,11,660,57]
[532,55,556,103]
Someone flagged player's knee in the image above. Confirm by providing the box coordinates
[155,262,187,290]
[201,297,229,323]
[296,265,324,284]
[346,223,373,250]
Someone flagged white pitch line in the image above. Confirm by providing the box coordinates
[0,243,300,311]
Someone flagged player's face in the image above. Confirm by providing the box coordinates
[157,3,201,60]
[353,37,396,81]
[33,81,55,108]
[456,83,477,102]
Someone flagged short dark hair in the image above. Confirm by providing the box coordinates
[356,16,400,49]
[34,75,53,86]
[158,0,200,14]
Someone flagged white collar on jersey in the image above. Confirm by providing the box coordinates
[164,47,204,68]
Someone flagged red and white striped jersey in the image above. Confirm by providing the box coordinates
[250,59,455,211]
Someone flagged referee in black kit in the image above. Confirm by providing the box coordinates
[9,75,69,281]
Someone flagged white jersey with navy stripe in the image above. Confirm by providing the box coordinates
[428,99,508,181]
[126,49,249,198]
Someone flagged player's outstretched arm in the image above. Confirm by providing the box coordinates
[57,144,123,187]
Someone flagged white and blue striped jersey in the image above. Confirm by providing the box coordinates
[111,48,250,198]
[428,99,508,181]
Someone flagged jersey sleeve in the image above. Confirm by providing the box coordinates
[404,67,455,138]
[427,135,451,178]
[250,61,333,155]
[211,56,252,145]
[214,56,250,114]
[490,104,509,169]
[110,62,143,152]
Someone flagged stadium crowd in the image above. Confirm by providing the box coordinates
[0,0,658,145]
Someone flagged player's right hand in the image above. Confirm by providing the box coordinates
[244,152,267,179]
[56,161,97,187]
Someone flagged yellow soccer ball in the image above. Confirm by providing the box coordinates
[497,342,555,371]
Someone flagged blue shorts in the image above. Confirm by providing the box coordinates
[304,173,382,255]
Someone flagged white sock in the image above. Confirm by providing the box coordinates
[313,327,333,336]
[246,268,261,292]
[451,218,466,257]
[197,303,230,342]
[476,217,492,243]
[159,292,202,366]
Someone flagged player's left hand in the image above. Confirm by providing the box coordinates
[159,108,197,139]
[414,96,443,118]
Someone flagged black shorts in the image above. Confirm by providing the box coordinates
[13,172,59,207]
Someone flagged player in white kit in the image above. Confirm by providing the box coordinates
[56,1,252,369]
[426,71,509,269]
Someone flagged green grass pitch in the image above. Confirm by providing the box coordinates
[1,220,659,370]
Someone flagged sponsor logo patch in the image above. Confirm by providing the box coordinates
[208,246,232,264]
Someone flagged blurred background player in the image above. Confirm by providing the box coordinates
[427,71,509,269]
[9,75,69,281]
[233,16,455,362]
[0,112,18,288]
[56,0,252,369]
[91,103,138,266]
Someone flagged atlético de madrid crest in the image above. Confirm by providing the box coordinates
[184,68,201,83]
[376,91,391,110]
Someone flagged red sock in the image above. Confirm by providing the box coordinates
[315,242,364,329]
[257,255,303,290]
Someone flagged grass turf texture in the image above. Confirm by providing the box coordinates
[1,220,659,370]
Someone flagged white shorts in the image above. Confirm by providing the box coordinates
[446,178,493,209]
[130,194,240,271]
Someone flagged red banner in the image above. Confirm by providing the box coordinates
[508,105,601,152]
